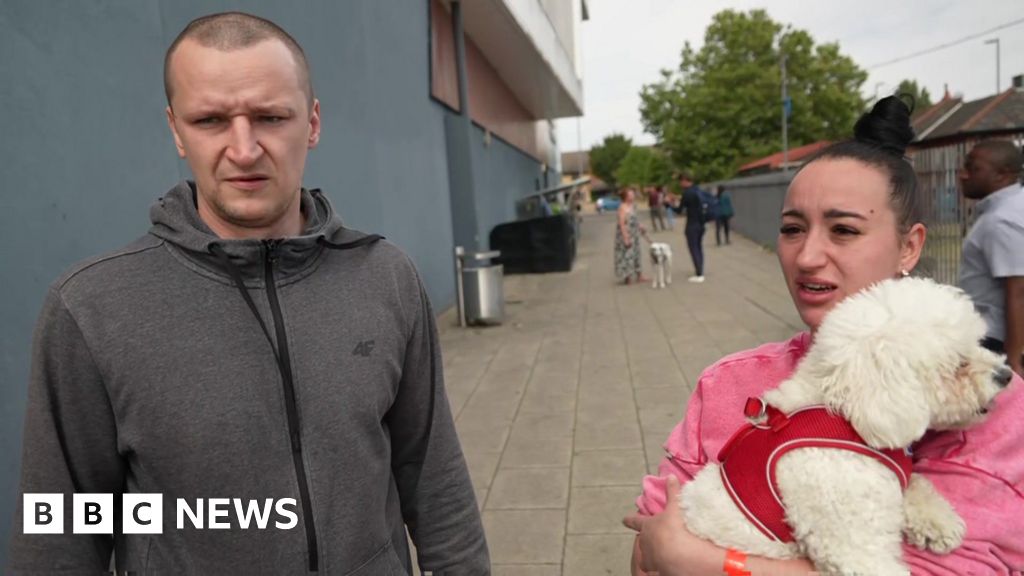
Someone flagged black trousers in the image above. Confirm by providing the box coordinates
[715,217,731,245]
[685,225,705,276]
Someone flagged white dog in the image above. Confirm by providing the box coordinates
[648,242,673,289]
[680,278,1013,575]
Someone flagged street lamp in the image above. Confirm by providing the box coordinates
[873,82,888,104]
[781,53,789,172]
[984,38,1000,93]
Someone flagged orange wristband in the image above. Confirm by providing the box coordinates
[723,548,751,576]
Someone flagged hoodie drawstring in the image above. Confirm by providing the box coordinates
[316,234,383,250]
[207,234,384,356]
[208,243,282,364]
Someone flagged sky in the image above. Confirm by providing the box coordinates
[555,0,1024,153]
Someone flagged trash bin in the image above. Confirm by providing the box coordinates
[455,248,504,326]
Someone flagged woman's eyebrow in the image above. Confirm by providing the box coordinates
[781,208,866,220]
[823,209,867,220]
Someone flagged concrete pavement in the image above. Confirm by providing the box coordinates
[435,212,805,575]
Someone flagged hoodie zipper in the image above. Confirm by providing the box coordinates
[264,239,320,572]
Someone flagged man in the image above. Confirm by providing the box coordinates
[10,12,489,575]
[647,186,666,232]
[672,171,707,283]
[959,140,1024,375]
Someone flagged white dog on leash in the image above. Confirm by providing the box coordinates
[648,242,673,289]
[680,277,1013,575]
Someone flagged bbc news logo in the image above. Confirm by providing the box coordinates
[24,494,298,534]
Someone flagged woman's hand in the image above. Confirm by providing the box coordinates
[623,475,706,575]
[625,475,817,575]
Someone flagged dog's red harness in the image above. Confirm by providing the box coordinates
[718,397,913,543]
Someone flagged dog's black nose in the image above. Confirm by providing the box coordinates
[994,365,1013,388]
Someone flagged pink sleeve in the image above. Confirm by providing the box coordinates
[635,377,709,516]
[905,374,1024,575]
[902,465,1024,575]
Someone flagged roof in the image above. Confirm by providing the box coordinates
[911,95,962,136]
[738,140,832,173]
[913,88,1024,145]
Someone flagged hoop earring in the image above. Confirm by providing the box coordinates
[899,269,910,278]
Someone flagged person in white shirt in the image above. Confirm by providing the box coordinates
[959,140,1024,375]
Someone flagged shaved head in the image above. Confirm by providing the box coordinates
[972,140,1024,178]
[164,11,313,110]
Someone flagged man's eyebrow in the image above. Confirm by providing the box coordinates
[251,105,296,115]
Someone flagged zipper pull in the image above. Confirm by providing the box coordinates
[264,239,280,264]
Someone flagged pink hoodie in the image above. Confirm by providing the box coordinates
[636,332,1024,575]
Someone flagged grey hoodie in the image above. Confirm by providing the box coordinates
[9,182,489,575]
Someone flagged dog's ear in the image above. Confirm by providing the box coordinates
[817,343,931,449]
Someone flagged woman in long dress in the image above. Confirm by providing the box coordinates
[615,187,648,284]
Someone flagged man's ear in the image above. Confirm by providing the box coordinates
[307,99,321,149]
[166,106,186,158]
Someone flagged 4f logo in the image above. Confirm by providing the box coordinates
[352,340,375,357]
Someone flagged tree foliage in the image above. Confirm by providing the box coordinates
[589,133,632,190]
[615,146,672,188]
[894,79,933,112]
[639,9,867,181]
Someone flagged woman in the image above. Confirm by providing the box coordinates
[715,185,734,246]
[615,187,649,285]
[625,97,1024,574]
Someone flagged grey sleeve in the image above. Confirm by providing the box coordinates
[385,276,490,575]
[987,215,1024,278]
[8,288,125,574]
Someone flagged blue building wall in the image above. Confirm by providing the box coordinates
[0,2,548,566]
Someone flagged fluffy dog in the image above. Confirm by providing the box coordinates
[680,278,1013,575]
[648,242,673,289]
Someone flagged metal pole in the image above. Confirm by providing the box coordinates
[996,39,1001,93]
[781,53,789,173]
[455,246,466,327]
[576,117,583,176]
[452,1,470,120]
[985,38,1000,93]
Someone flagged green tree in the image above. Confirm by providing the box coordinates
[589,133,632,190]
[639,9,867,181]
[894,79,933,111]
[615,146,671,188]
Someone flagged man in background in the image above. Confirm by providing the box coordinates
[959,140,1024,375]
[648,185,666,232]
[672,171,708,283]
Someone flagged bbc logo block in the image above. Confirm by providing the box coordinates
[24,494,163,534]
[73,494,113,534]
[123,494,163,534]
[23,494,63,534]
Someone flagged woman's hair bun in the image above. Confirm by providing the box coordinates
[853,95,915,157]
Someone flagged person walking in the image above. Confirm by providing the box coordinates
[715,185,735,246]
[648,185,667,232]
[958,139,1024,375]
[663,188,676,231]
